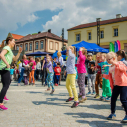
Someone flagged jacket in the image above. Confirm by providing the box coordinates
[103,61,127,90]
[54,66,61,75]
[75,51,86,73]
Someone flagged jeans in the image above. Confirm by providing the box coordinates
[18,68,24,83]
[54,75,60,84]
[46,72,54,90]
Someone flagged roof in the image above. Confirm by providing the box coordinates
[16,32,68,43]
[68,16,127,31]
[12,34,24,40]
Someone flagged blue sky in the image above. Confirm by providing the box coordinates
[0,0,127,43]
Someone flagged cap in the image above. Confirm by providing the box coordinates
[87,53,93,56]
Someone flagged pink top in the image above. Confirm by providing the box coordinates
[28,60,36,70]
[75,51,86,73]
[23,59,28,65]
[103,61,127,90]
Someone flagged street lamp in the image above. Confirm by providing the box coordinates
[96,18,101,46]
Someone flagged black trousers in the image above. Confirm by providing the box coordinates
[111,85,127,114]
[41,68,47,85]
[36,70,41,80]
[0,70,11,103]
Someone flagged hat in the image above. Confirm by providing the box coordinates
[87,53,93,56]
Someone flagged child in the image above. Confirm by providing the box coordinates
[75,47,87,103]
[94,52,103,98]
[10,66,14,81]
[98,53,111,101]
[54,62,61,86]
[64,46,79,108]
[103,52,127,123]
[46,56,55,94]
[86,53,96,95]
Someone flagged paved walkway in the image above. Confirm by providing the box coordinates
[0,81,126,127]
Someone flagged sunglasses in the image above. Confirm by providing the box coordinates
[107,57,113,61]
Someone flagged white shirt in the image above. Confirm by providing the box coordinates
[36,62,41,70]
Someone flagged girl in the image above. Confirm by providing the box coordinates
[36,58,41,80]
[46,56,55,94]
[75,47,87,103]
[0,37,22,110]
[103,52,127,123]
[64,46,79,108]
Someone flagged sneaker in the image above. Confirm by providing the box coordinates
[17,83,20,86]
[55,83,58,86]
[66,97,74,102]
[94,94,100,98]
[50,89,55,94]
[46,88,50,91]
[105,97,111,102]
[86,92,91,95]
[79,97,87,103]
[100,96,105,101]
[78,94,82,98]
[107,114,116,120]
[92,92,96,95]
[121,115,127,123]
[0,104,8,110]
[71,102,79,108]
[3,96,9,101]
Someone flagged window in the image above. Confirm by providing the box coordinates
[55,42,58,50]
[76,34,80,41]
[88,32,91,40]
[25,44,28,51]
[100,31,104,38]
[50,42,53,50]
[114,28,118,36]
[20,44,22,48]
[40,41,43,49]
[35,42,38,50]
[29,43,32,51]
[16,45,19,50]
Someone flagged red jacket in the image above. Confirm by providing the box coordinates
[103,61,127,90]
[54,66,61,75]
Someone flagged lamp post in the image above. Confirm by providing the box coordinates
[96,18,101,46]
[61,28,64,51]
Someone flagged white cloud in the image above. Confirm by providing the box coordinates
[0,0,127,42]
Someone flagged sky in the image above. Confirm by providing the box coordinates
[0,0,127,43]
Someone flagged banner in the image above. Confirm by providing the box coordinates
[117,40,121,51]
[114,41,118,52]
[109,42,114,52]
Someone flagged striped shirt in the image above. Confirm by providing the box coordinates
[66,50,76,74]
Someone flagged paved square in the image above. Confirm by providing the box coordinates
[0,81,126,127]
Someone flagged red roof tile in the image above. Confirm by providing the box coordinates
[16,32,68,43]
[67,16,127,31]
[12,34,24,40]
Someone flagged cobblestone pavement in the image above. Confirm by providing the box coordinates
[0,81,127,127]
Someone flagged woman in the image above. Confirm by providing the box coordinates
[56,52,63,85]
[28,56,36,85]
[36,58,41,80]
[0,37,22,110]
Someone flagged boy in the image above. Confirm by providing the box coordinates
[10,66,14,81]
[86,53,96,95]
[54,62,61,86]
[98,53,111,101]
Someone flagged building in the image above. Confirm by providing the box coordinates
[7,33,24,41]
[15,30,68,54]
[67,14,127,52]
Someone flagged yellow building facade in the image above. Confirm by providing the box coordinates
[68,15,127,52]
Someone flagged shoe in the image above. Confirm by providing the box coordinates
[92,92,96,95]
[17,83,20,86]
[3,96,9,101]
[0,104,8,110]
[100,96,105,101]
[121,115,127,123]
[94,94,100,98]
[107,114,116,120]
[50,89,55,94]
[79,97,87,103]
[66,97,74,102]
[46,88,50,91]
[78,95,82,98]
[105,97,111,102]
[86,92,91,95]
[55,83,58,86]
[29,83,32,85]
[71,102,79,108]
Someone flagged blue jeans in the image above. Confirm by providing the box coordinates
[54,75,60,84]
[46,72,54,90]
[18,68,24,83]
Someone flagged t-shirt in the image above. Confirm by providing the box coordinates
[98,61,110,75]
[28,60,36,70]
[23,60,29,65]
[0,46,14,70]
[10,69,14,75]
[109,65,115,84]
[87,60,95,74]
[97,61,102,74]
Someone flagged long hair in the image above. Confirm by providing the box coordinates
[1,37,14,48]
[82,47,87,57]
[116,50,127,60]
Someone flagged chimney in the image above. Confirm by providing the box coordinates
[116,14,121,18]
[96,18,101,21]
[38,31,41,34]
[48,29,51,33]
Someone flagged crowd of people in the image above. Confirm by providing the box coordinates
[0,37,127,123]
